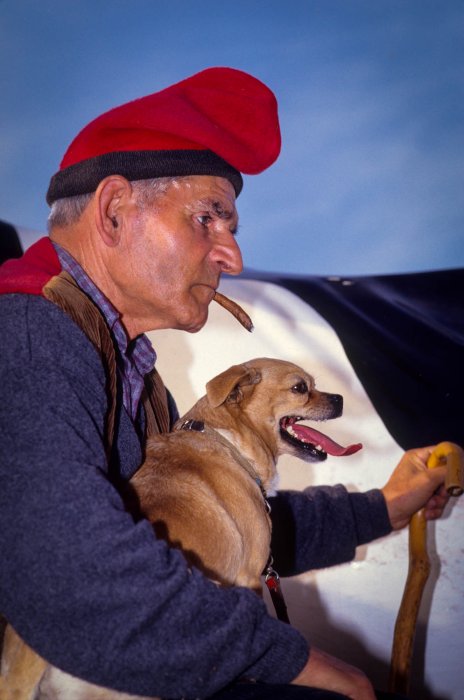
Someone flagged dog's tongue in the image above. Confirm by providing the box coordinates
[292,424,363,456]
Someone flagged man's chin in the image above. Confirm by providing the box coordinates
[174,291,214,333]
[178,308,209,334]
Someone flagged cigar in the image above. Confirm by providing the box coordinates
[213,291,254,332]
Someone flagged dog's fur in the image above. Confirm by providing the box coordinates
[0,358,350,699]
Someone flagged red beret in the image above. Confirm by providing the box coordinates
[46,67,280,204]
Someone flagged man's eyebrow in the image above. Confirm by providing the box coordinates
[197,199,236,220]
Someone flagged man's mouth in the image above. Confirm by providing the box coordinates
[191,283,217,303]
[194,282,218,296]
[279,416,362,461]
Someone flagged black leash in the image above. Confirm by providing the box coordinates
[264,557,290,624]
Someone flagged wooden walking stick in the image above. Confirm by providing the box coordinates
[389,442,464,696]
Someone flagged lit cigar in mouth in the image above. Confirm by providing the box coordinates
[213,291,254,332]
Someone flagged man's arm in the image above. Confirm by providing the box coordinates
[269,447,450,578]
[269,485,392,577]
[0,296,310,697]
[279,447,450,698]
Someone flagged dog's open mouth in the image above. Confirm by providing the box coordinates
[279,416,363,461]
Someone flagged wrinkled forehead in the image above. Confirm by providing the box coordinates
[163,176,238,214]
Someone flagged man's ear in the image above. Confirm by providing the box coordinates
[94,175,132,247]
[206,364,261,408]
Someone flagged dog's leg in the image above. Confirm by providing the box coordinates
[37,665,158,700]
[0,626,152,700]
[0,624,47,699]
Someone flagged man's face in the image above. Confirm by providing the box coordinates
[117,176,243,336]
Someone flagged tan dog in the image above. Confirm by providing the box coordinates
[0,358,361,699]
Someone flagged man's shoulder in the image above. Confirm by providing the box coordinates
[0,293,103,373]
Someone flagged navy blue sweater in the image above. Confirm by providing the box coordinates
[0,293,391,697]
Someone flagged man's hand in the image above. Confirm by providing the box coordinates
[381,446,450,530]
[291,647,376,699]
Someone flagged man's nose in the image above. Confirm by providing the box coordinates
[213,233,243,275]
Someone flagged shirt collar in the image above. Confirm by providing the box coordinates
[52,241,156,373]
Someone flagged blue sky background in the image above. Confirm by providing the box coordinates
[1,0,463,276]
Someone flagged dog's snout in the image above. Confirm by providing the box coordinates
[328,393,343,416]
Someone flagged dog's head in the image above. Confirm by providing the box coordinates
[204,357,362,462]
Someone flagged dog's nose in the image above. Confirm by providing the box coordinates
[328,393,343,416]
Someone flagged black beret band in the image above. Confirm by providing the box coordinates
[46,149,243,205]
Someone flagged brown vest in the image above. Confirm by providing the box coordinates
[42,271,171,457]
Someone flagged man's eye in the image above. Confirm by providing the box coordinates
[196,214,212,227]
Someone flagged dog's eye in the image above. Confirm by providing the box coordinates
[291,381,308,394]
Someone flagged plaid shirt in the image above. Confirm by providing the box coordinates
[53,243,156,421]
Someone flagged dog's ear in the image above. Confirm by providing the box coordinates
[206,364,261,408]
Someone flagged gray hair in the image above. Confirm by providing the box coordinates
[47,192,94,230]
[47,176,179,230]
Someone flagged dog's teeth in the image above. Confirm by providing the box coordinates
[315,444,322,451]
[287,426,296,436]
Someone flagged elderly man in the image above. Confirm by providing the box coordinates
[0,68,448,700]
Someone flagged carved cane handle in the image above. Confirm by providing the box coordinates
[389,441,464,696]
